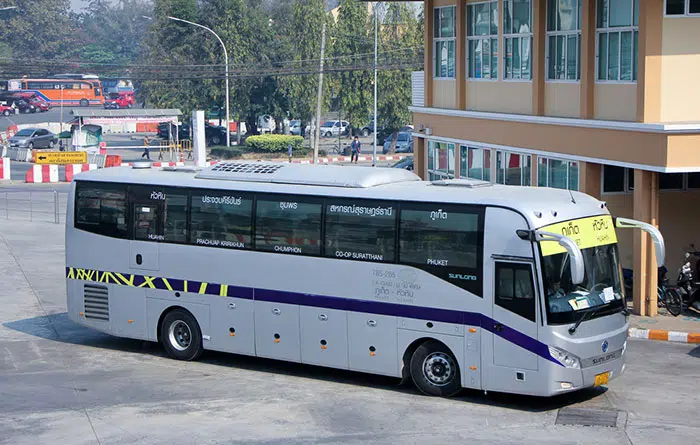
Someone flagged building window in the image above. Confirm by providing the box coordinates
[538,157,579,190]
[504,0,533,79]
[428,141,456,180]
[665,0,700,16]
[434,6,456,78]
[460,146,492,181]
[602,165,627,193]
[603,167,700,193]
[496,151,531,186]
[546,0,582,80]
[597,0,639,82]
[467,1,499,79]
[659,173,684,190]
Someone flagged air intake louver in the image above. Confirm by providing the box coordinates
[83,284,109,321]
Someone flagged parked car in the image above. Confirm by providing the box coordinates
[382,132,414,154]
[360,116,385,137]
[290,119,302,136]
[0,104,14,116]
[9,128,58,149]
[392,156,414,171]
[29,97,50,112]
[15,99,37,114]
[320,120,349,138]
[104,92,134,109]
[205,123,233,146]
[157,122,190,141]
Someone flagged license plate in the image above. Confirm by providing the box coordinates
[594,372,610,386]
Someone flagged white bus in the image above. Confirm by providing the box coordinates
[65,162,664,397]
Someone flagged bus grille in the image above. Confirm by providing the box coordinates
[83,284,109,321]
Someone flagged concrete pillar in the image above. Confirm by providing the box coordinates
[455,0,466,110]
[633,169,660,316]
[424,0,434,109]
[580,0,596,119]
[579,161,601,200]
[531,0,546,116]
[414,137,427,179]
[636,0,663,123]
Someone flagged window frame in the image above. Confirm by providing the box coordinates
[664,0,700,17]
[434,5,457,79]
[428,140,456,181]
[467,0,500,80]
[189,189,254,251]
[495,261,537,322]
[460,145,492,181]
[503,0,534,81]
[595,0,639,83]
[496,150,532,186]
[545,0,583,82]
[537,156,580,191]
[74,181,129,239]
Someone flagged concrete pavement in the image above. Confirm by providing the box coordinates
[0,220,698,445]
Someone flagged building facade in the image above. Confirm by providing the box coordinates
[409,0,700,316]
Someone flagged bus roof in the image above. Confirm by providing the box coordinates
[75,162,609,229]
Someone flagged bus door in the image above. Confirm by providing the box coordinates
[483,208,540,393]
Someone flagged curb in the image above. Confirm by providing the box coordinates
[629,327,700,344]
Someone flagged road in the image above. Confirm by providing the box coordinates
[1,107,72,132]
[0,220,698,445]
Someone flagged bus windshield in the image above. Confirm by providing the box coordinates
[538,215,625,323]
[541,244,624,323]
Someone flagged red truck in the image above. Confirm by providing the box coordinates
[104,91,135,109]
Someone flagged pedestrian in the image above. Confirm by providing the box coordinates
[287,142,293,163]
[350,135,361,164]
[142,135,151,160]
[59,139,64,152]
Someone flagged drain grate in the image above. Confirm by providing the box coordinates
[555,407,619,427]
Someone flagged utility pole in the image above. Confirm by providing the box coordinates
[313,21,327,164]
[373,1,379,167]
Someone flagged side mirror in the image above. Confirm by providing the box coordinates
[534,230,585,285]
[614,217,665,267]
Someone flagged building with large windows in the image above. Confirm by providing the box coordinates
[407,0,700,315]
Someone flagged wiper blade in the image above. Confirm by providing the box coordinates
[568,305,603,335]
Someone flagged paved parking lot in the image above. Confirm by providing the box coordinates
[0,221,698,445]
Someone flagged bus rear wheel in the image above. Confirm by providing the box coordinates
[80,99,89,107]
[410,340,461,397]
[160,309,203,361]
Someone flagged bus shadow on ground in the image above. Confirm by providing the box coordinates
[4,312,605,413]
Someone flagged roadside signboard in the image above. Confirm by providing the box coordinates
[34,151,87,165]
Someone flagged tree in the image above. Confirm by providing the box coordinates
[0,0,75,63]
[376,2,422,151]
[277,0,332,136]
[331,0,373,134]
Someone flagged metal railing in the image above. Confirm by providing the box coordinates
[0,190,68,224]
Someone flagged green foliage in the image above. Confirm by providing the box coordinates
[331,0,373,130]
[246,134,304,153]
[376,3,423,133]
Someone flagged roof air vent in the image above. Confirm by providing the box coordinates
[132,161,153,169]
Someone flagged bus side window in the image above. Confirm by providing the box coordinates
[190,191,253,249]
[75,182,128,238]
[495,262,535,322]
[255,196,322,255]
[324,199,396,263]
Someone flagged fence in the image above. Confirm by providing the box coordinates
[0,190,68,224]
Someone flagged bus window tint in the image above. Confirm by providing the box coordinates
[255,198,322,255]
[75,182,127,238]
[163,192,188,243]
[325,200,396,262]
[399,207,480,268]
[133,203,161,241]
[190,192,252,249]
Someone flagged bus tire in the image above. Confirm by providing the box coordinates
[160,309,203,361]
[80,99,89,107]
[410,340,461,397]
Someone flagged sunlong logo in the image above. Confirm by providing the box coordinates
[448,273,477,281]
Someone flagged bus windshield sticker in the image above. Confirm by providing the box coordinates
[539,215,617,256]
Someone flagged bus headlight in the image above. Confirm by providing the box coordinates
[548,346,581,369]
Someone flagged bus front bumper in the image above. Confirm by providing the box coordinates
[548,344,627,395]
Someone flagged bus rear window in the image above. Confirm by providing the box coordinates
[255,197,322,255]
[75,182,127,238]
[190,191,252,249]
[325,200,396,262]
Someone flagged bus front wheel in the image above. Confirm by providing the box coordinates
[160,309,204,361]
[410,340,461,397]
[80,99,89,107]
